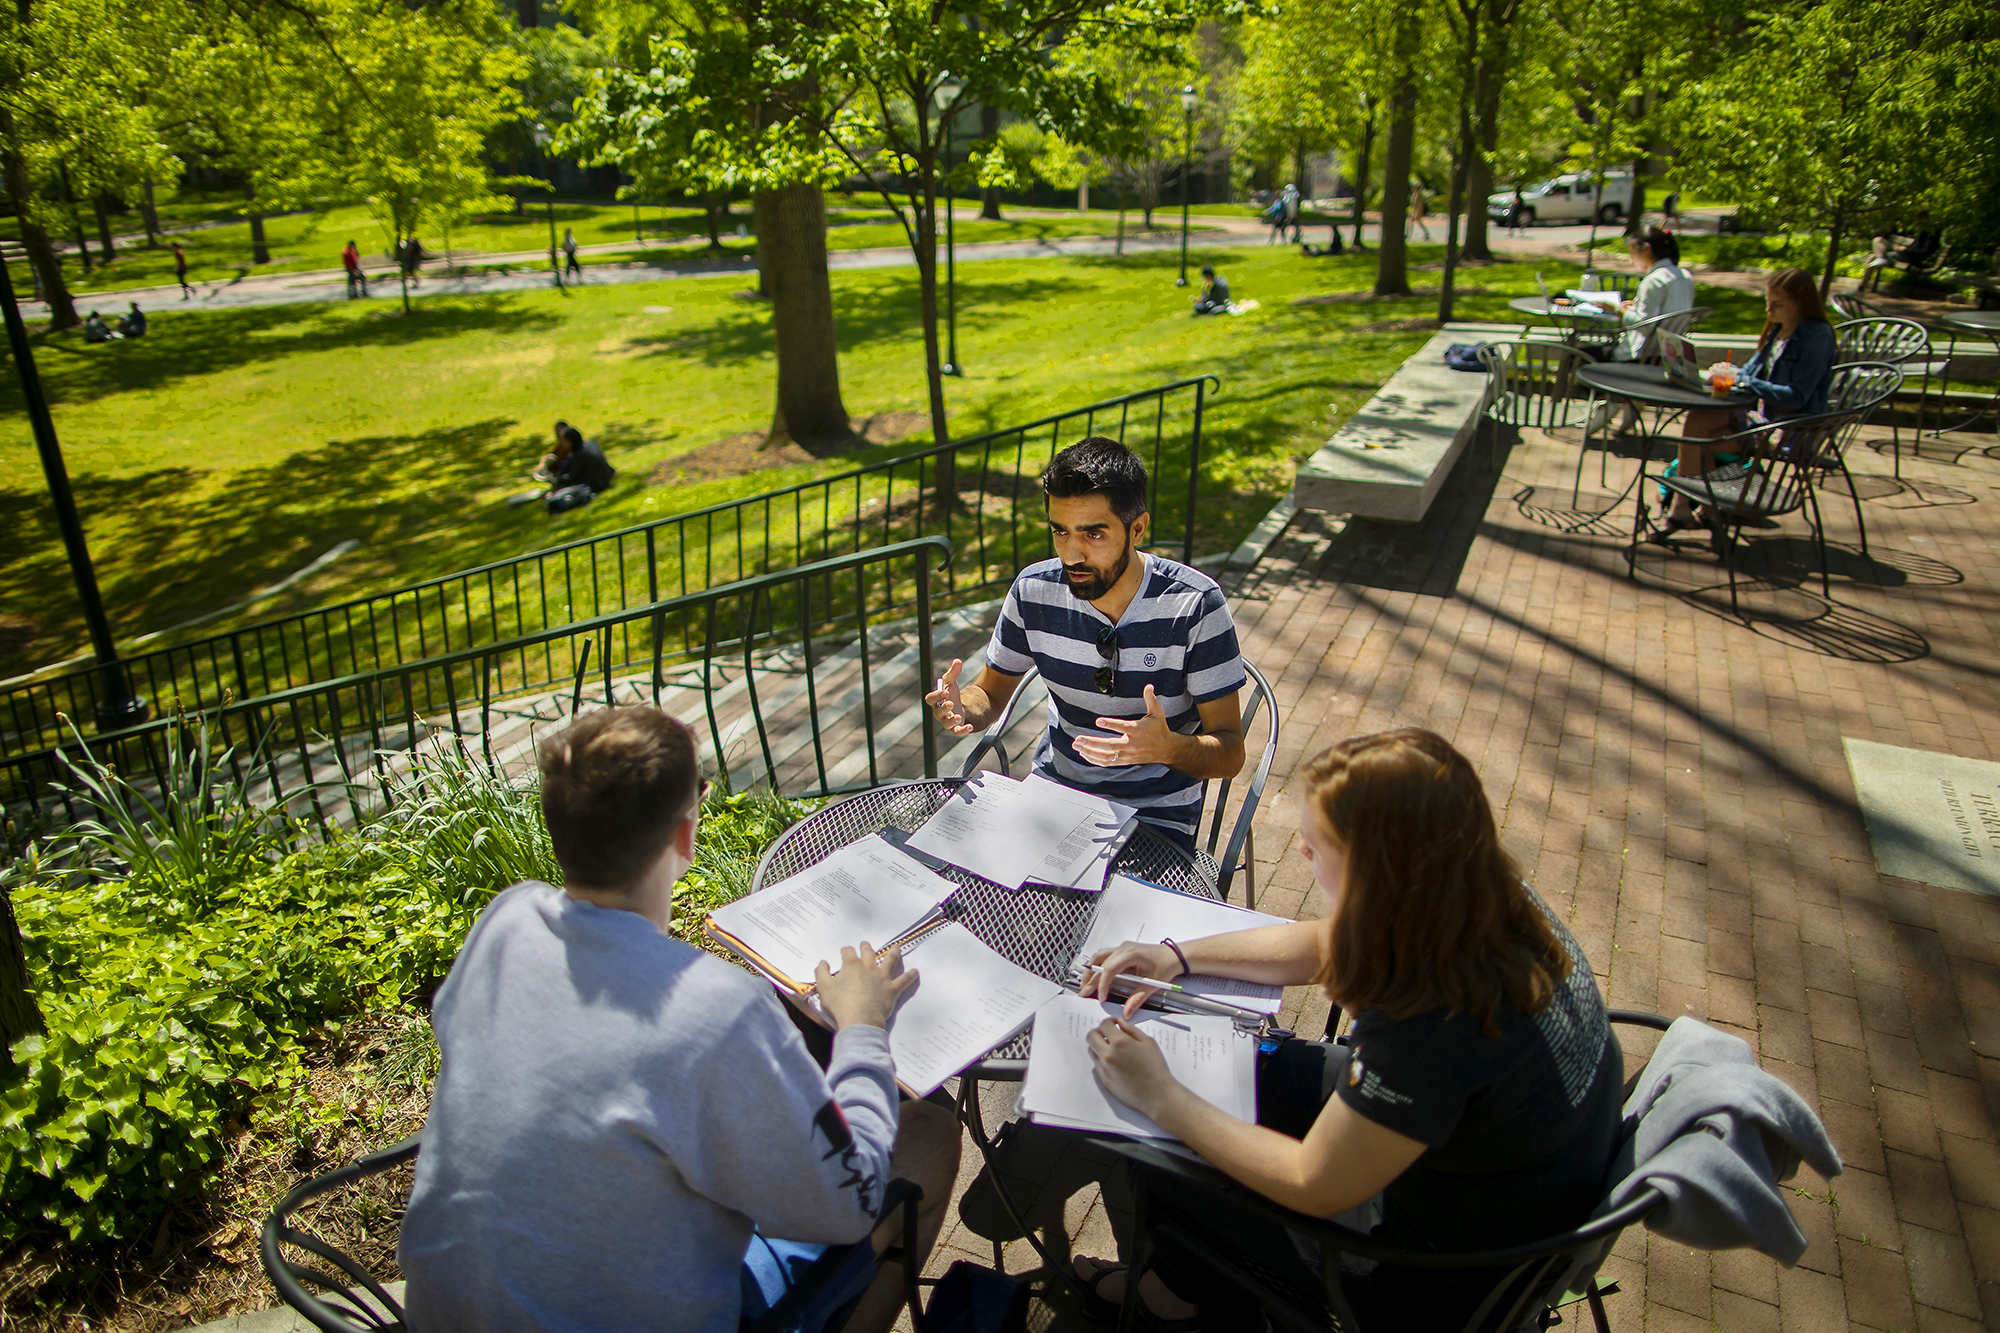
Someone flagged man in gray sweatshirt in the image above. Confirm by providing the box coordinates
[397,706,960,1333]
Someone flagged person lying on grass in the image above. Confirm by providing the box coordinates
[397,705,960,1333]
[1071,728,1624,1331]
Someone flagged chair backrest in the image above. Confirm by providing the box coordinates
[1580,270,1639,300]
[1625,306,1711,363]
[1826,360,1906,417]
[958,656,1281,901]
[1833,316,1929,366]
[1828,292,1881,321]
[1478,341,1591,430]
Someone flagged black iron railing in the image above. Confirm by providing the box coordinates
[2,377,1215,762]
[2,538,953,824]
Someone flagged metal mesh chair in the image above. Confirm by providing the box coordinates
[1833,316,1944,476]
[952,660,1281,905]
[1571,303,1708,364]
[261,1133,927,1333]
[1630,365,1902,611]
[1474,341,1592,472]
[1101,1012,1676,1333]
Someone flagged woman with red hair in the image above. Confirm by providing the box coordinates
[1075,728,1623,1329]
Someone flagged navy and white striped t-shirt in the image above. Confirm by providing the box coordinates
[985,554,1245,839]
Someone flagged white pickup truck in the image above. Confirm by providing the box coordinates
[1488,172,1637,227]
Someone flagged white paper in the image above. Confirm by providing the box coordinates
[705,835,957,987]
[883,924,1064,1096]
[1019,993,1257,1139]
[1074,875,1290,1015]
[906,773,1134,891]
[1563,289,1622,312]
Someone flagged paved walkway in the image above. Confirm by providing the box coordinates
[917,411,2000,1331]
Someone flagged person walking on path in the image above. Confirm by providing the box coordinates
[342,240,368,299]
[1281,183,1302,244]
[1507,186,1527,236]
[173,242,193,299]
[1407,183,1431,240]
[562,226,582,280]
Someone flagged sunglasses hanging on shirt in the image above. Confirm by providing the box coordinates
[1095,625,1120,695]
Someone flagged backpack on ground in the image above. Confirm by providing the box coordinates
[545,484,595,514]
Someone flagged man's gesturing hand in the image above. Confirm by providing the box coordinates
[925,658,976,736]
[1076,684,1181,768]
[815,942,918,1030]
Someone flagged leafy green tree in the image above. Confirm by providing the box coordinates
[0,0,176,329]
[1665,0,1983,295]
[1231,8,1342,202]
[284,1,528,312]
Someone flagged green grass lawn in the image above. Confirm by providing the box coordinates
[0,246,1768,679]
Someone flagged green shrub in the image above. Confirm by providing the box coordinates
[2,731,813,1249]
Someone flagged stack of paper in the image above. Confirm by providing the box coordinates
[906,772,1137,892]
[1563,289,1622,312]
[1074,875,1290,1016]
[1019,992,1258,1139]
[704,835,958,991]
[882,924,1064,1096]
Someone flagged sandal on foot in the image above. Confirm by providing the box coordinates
[1070,1258,1201,1332]
[1645,514,1697,546]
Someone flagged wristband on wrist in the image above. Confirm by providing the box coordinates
[1162,938,1192,980]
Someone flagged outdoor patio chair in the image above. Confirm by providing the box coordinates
[260,1132,927,1333]
[1833,316,1945,476]
[1473,341,1593,472]
[1629,366,1900,612]
[957,658,1280,905]
[1096,1010,1677,1333]
[1570,303,1709,364]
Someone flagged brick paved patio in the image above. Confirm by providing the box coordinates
[925,409,2000,1331]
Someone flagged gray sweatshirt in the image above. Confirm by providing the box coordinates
[398,881,901,1333]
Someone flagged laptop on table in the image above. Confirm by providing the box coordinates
[1658,331,1711,392]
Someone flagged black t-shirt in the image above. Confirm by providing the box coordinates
[1336,922,1624,1257]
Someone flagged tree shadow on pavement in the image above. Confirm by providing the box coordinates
[0,417,537,678]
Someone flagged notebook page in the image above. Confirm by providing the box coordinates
[885,924,1064,1096]
[1073,875,1290,1015]
[1019,992,1256,1139]
[705,835,957,988]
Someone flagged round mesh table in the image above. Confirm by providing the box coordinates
[751,778,1219,1066]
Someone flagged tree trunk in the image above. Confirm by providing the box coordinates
[1438,95,1474,323]
[141,179,161,247]
[754,184,852,450]
[0,885,43,1070]
[1461,14,1510,262]
[1078,179,1088,212]
[93,194,116,260]
[1351,106,1375,250]
[1293,141,1307,196]
[1820,209,1845,301]
[247,185,269,264]
[515,0,537,27]
[978,104,1002,220]
[2,124,77,328]
[1374,16,1422,297]
[57,162,91,273]
[705,195,724,252]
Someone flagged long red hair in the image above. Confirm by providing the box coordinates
[1306,729,1570,1033]
[1759,267,1829,352]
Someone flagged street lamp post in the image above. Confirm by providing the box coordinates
[932,75,963,376]
[533,124,562,290]
[1176,85,1197,287]
[0,247,147,730]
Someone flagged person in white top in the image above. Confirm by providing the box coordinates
[1614,225,1696,361]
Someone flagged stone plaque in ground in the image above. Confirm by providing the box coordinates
[1843,738,2000,898]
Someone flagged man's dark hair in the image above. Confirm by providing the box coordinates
[1201,264,1215,276]
[561,424,585,450]
[1041,436,1149,526]
[539,707,698,890]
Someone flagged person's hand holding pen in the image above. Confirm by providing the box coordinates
[924,658,977,736]
[814,942,918,1030]
[1077,941,1183,1018]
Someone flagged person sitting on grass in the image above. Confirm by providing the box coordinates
[116,302,146,339]
[397,706,961,1333]
[83,310,114,343]
[1300,222,1344,258]
[1070,728,1624,1332]
[549,422,616,494]
[1192,264,1232,316]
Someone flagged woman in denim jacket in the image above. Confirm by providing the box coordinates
[1649,267,1834,539]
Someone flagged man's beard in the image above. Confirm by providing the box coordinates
[1063,543,1133,602]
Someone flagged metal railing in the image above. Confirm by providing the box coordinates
[2,377,1216,762]
[1,538,953,825]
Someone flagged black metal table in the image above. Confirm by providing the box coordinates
[751,779,1224,1295]
[1508,294,1619,348]
[1576,361,1753,413]
[1926,311,2000,437]
[751,778,1218,1070]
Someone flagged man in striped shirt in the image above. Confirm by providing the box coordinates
[925,437,1246,852]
